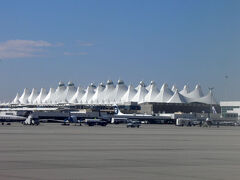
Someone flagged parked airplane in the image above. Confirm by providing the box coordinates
[112,105,170,123]
[0,114,26,125]
[38,115,107,126]
[113,105,152,117]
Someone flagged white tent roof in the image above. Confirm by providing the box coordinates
[132,83,148,103]
[19,88,31,104]
[196,90,217,104]
[11,80,218,105]
[80,83,96,103]
[144,81,159,102]
[167,90,187,103]
[28,88,39,104]
[70,86,85,103]
[171,85,177,92]
[180,85,189,96]
[185,84,204,100]
[121,84,137,103]
[63,81,77,102]
[102,80,115,102]
[146,81,152,91]
[34,88,47,104]
[43,88,56,104]
[135,81,146,91]
[90,83,105,104]
[154,83,173,102]
[54,81,66,103]
[12,93,20,104]
[111,80,128,103]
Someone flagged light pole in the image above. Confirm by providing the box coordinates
[208,87,214,118]
[224,75,228,100]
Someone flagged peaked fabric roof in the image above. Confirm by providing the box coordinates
[168,90,187,103]
[132,83,148,103]
[135,81,146,91]
[185,84,204,100]
[171,85,177,92]
[63,81,77,102]
[154,83,173,102]
[34,88,47,104]
[12,93,20,104]
[70,86,85,103]
[102,80,115,103]
[196,90,217,104]
[146,81,152,91]
[80,83,96,103]
[43,88,56,104]
[28,88,39,104]
[54,81,67,103]
[121,84,137,103]
[180,85,189,96]
[111,80,128,103]
[19,88,31,104]
[144,81,159,102]
[11,81,218,105]
[90,83,105,103]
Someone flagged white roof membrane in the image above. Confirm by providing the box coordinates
[144,81,159,102]
[111,80,128,103]
[132,83,148,103]
[12,93,20,104]
[102,80,115,103]
[180,85,189,96]
[19,88,31,104]
[11,80,218,105]
[90,83,105,104]
[54,81,66,103]
[167,90,187,103]
[154,83,173,102]
[43,88,56,104]
[28,88,39,104]
[34,88,47,104]
[196,90,217,104]
[121,85,137,103]
[80,83,96,103]
[70,86,85,103]
[185,84,204,99]
[135,81,146,91]
[64,81,77,102]
[171,85,177,92]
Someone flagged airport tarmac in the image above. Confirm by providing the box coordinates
[0,124,240,180]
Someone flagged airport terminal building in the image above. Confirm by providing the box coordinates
[10,80,217,106]
[0,80,220,124]
[0,80,219,117]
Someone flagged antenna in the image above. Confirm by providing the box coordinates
[208,87,214,92]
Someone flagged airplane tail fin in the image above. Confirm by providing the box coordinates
[114,105,124,115]
[212,106,217,114]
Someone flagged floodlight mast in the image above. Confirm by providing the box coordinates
[208,87,214,117]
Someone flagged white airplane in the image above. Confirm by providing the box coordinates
[0,114,26,124]
[113,105,152,117]
[112,105,171,123]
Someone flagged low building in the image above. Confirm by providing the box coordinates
[139,102,220,115]
[220,101,240,119]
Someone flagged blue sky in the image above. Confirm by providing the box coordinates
[0,0,239,101]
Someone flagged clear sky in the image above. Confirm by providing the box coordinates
[0,0,239,101]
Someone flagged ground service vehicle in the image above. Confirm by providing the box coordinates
[126,121,141,128]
